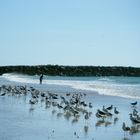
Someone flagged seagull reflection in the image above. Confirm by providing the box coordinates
[114,117,119,125]
[84,125,89,133]
[57,112,63,118]
[95,119,105,127]
[29,106,35,115]
[52,110,57,115]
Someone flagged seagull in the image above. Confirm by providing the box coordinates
[114,107,119,114]
[122,122,130,137]
[129,113,140,123]
[0,92,6,96]
[29,99,37,104]
[106,105,113,111]
[97,109,106,116]
[84,112,90,120]
[131,101,137,106]
[133,109,138,116]
[89,102,93,108]
[103,105,108,113]
[96,112,103,118]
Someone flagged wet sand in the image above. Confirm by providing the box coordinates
[0,84,140,140]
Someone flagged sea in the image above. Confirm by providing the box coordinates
[0,73,140,99]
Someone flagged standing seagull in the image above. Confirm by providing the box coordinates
[122,122,130,137]
[106,105,113,111]
[114,107,119,115]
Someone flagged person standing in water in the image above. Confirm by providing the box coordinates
[40,74,43,84]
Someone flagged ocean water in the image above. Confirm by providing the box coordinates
[1,73,140,99]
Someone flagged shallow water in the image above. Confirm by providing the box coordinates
[0,90,140,140]
[0,74,140,140]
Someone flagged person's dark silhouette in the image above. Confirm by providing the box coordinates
[40,74,43,84]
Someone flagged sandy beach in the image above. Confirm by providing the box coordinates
[0,80,140,140]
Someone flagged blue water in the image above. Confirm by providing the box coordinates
[1,73,140,99]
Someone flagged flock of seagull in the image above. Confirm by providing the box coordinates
[122,101,140,137]
[0,84,140,139]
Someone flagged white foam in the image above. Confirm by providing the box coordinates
[2,73,39,84]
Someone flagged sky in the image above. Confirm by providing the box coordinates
[0,0,140,67]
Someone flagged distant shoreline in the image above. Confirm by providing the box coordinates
[0,65,140,76]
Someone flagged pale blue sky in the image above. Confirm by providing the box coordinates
[0,0,140,67]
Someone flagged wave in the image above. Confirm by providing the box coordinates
[1,73,39,84]
[1,73,140,99]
